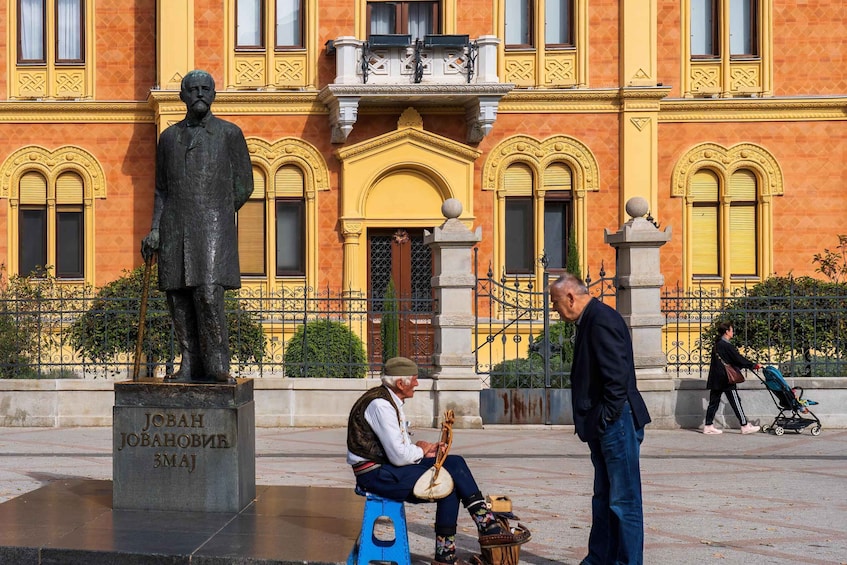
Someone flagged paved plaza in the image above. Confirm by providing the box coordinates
[0,425,844,564]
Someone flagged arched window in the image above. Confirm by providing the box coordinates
[243,138,329,288]
[484,135,599,284]
[17,170,85,278]
[673,142,782,288]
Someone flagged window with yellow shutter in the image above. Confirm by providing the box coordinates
[275,165,305,277]
[19,172,48,277]
[690,169,720,277]
[729,169,757,277]
[543,162,572,270]
[55,172,84,278]
[504,164,534,274]
[237,167,267,276]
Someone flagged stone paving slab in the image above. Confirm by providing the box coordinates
[0,426,845,564]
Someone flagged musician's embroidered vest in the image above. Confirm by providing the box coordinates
[347,385,403,464]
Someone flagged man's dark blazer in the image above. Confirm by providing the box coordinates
[151,113,253,291]
[570,298,652,442]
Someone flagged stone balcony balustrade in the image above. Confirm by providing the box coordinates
[318,34,513,144]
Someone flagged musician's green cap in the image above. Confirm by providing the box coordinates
[383,356,418,377]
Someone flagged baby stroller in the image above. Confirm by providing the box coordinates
[754,365,822,436]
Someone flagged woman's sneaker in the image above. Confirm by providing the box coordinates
[741,423,760,434]
[703,425,722,434]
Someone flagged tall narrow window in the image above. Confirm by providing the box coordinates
[56,208,83,277]
[55,172,84,277]
[545,0,573,47]
[691,0,718,57]
[691,170,720,277]
[505,198,533,274]
[276,199,304,275]
[543,199,570,269]
[542,162,573,270]
[19,0,46,63]
[275,165,306,276]
[276,0,302,48]
[505,0,533,48]
[20,208,47,276]
[366,1,439,41]
[56,0,83,63]
[18,171,48,276]
[728,169,757,276]
[238,167,267,276]
[236,0,263,48]
[729,0,757,57]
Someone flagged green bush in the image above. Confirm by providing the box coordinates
[0,266,71,378]
[700,275,847,376]
[528,321,575,365]
[66,264,266,376]
[283,319,368,378]
[489,355,570,388]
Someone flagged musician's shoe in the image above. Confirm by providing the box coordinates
[478,520,531,548]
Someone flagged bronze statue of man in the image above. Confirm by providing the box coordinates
[141,70,253,383]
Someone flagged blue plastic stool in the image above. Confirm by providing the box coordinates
[347,488,411,565]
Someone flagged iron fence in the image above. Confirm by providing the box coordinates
[0,285,436,379]
[473,250,614,389]
[662,279,847,377]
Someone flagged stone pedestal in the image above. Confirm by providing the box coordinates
[424,198,483,429]
[604,197,671,377]
[113,379,256,513]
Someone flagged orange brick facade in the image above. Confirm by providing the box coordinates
[0,1,844,293]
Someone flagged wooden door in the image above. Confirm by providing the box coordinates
[367,228,434,371]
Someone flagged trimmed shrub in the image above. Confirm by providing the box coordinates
[489,355,570,388]
[283,319,368,378]
[66,264,266,377]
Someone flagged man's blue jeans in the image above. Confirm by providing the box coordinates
[355,454,481,535]
[582,401,645,565]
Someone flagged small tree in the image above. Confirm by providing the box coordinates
[66,264,266,376]
[0,266,72,378]
[813,235,847,284]
[283,319,368,378]
[380,278,400,362]
[565,223,582,280]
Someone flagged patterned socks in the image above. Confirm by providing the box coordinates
[434,533,457,564]
[466,496,501,535]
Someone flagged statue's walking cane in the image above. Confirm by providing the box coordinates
[132,254,154,382]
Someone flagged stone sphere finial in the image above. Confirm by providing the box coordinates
[442,198,462,219]
[625,196,649,219]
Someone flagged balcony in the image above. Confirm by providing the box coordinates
[318,34,513,144]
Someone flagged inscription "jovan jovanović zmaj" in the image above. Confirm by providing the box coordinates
[117,412,230,473]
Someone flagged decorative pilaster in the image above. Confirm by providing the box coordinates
[604,197,671,378]
[156,0,194,91]
[424,199,483,428]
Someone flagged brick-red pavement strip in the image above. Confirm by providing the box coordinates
[0,426,845,564]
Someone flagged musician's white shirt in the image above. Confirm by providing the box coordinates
[346,386,424,466]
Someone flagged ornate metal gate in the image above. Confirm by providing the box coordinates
[474,251,614,424]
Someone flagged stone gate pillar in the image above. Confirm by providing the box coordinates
[604,197,672,378]
[424,198,483,428]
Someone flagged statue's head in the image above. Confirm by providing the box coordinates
[180,70,216,114]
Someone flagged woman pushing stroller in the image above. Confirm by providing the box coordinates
[703,321,762,435]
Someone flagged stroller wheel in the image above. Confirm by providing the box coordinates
[761,425,770,433]
[774,426,784,436]
[810,424,822,436]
